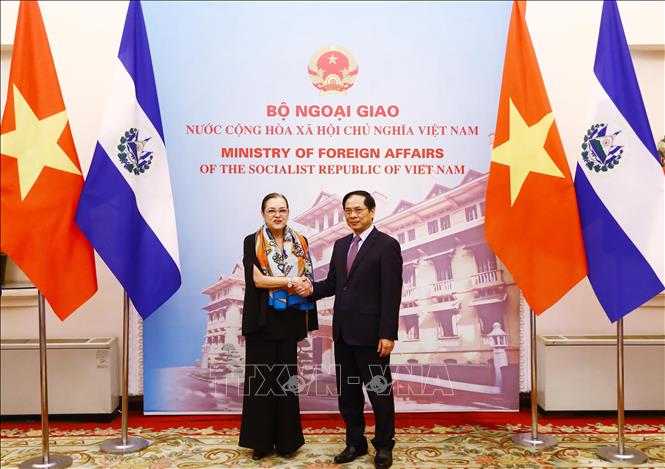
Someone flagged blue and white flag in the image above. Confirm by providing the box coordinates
[574,0,664,322]
[76,0,181,318]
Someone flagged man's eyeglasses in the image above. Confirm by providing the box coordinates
[344,208,368,216]
[264,208,289,217]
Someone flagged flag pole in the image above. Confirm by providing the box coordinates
[510,308,557,449]
[597,318,647,464]
[19,292,72,469]
[99,291,149,454]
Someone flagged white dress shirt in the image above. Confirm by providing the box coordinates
[348,225,375,256]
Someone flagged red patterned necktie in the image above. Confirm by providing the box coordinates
[346,235,361,274]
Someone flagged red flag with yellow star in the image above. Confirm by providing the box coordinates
[1,1,97,319]
[484,1,587,314]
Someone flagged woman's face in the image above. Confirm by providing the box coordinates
[262,196,289,234]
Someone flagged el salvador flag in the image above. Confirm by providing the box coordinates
[76,0,181,319]
[574,0,664,322]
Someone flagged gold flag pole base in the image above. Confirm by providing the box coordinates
[19,454,73,469]
[99,436,150,454]
[597,446,647,465]
[511,433,558,449]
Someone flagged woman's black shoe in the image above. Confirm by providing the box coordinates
[276,449,295,458]
[252,449,270,460]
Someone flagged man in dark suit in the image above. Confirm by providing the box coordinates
[305,190,403,469]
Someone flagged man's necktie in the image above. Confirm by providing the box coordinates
[346,235,360,274]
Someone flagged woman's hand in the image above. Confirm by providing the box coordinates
[253,267,312,295]
[292,276,313,297]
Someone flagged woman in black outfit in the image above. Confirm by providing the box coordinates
[238,193,318,460]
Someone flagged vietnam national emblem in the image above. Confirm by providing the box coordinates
[308,45,358,94]
[117,128,154,175]
[581,123,623,173]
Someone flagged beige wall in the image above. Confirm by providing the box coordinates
[1,2,663,361]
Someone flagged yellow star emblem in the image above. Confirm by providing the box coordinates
[491,99,564,206]
[1,84,81,201]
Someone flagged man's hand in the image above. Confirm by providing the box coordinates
[293,276,313,297]
[377,338,394,357]
[302,276,313,296]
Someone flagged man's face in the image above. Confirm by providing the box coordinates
[344,195,375,234]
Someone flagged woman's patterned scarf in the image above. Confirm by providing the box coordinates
[255,225,314,311]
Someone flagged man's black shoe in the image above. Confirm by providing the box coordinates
[333,445,368,464]
[374,447,393,469]
[276,449,295,458]
[251,449,271,460]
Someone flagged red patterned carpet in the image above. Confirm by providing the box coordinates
[2,409,664,468]
[4,408,663,432]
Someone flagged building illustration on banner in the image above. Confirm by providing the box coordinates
[199,168,520,412]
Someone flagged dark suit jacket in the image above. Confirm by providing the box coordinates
[312,227,403,346]
[241,233,318,337]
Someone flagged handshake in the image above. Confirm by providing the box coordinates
[290,276,313,297]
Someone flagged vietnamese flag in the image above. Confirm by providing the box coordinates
[1,1,97,319]
[485,1,587,314]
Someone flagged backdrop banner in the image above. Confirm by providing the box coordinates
[143,1,518,414]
